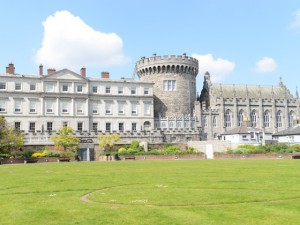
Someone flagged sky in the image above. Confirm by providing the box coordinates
[1,0,300,95]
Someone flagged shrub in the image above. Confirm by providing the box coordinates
[118,147,127,154]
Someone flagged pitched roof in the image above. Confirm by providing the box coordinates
[222,123,266,135]
[272,126,300,136]
[211,83,294,99]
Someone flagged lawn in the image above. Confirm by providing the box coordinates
[0,159,300,225]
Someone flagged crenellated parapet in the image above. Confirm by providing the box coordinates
[135,53,199,78]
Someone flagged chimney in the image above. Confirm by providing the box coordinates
[80,67,86,77]
[39,64,43,77]
[47,68,56,75]
[101,71,109,78]
[6,63,15,75]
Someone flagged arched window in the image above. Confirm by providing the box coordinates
[289,111,294,128]
[276,110,282,128]
[225,109,231,127]
[264,110,270,128]
[144,121,151,130]
[238,110,244,126]
[203,116,208,127]
[251,110,257,127]
[213,116,217,128]
[169,121,173,128]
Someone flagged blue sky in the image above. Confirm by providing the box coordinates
[1,0,300,95]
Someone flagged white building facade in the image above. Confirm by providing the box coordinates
[0,64,154,134]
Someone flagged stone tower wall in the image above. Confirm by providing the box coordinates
[135,54,199,117]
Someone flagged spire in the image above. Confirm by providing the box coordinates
[296,87,299,99]
[232,84,236,97]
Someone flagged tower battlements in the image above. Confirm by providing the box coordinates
[135,54,199,78]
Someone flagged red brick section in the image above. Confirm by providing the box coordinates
[47,68,56,75]
[80,67,86,77]
[6,63,15,74]
[101,72,109,78]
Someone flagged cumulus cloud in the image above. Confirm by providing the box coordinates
[255,57,277,73]
[35,11,129,70]
[191,53,235,82]
[289,9,300,29]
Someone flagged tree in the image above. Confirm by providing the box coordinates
[50,126,80,153]
[0,116,25,155]
[98,133,120,151]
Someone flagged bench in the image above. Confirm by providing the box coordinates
[58,157,71,162]
[292,153,300,159]
[25,158,38,163]
[124,156,135,160]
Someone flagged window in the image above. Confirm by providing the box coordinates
[0,100,6,112]
[47,122,53,131]
[46,101,54,113]
[15,83,21,90]
[203,116,208,127]
[264,111,270,128]
[238,110,244,126]
[131,87,136,95]
[213,116,217,128]
[251,110,257,127]
[144,87,149,95]
[77,122,83,131]
[119,123,124,132]
[62,84,68,92]
[46,84,54,92]
[92,103,98,114]
[29,122,35,132]
[77,102,83,114]
[118,87,124,94]
[225,110,231,127]
[131,103,138,115]
[29,101,36,113]
[15,122,21,131]
[30,84,36,91]
[132,123,137,131]
[62,122,68,127]
[289,111,294,128]
[144,104,151,115]
[92,86,98,93]
[250,132,255,139]
[92,122,98,131]
[105,102,112,114]
[105,86,111,94]
[61,102,69,113]
[0,83,6,90]
[163,80,176,91]
[276,111,282,128]
[118,103,124,114]
[77,85,83,93]
[15,101,22,113]
[105,123,111,132]
[242,135,247,139]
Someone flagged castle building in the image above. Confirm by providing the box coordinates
[197,72,300,140]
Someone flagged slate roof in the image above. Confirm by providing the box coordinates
[211,83,294,99]
[222,123,268,135]
[272,126,300,136]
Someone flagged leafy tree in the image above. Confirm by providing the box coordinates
[0,116,25,155]
[50,126,79,153]
[98,134,120,151]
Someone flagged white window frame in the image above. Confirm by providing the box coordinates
[92,86,98,93]
[29,122,35,132]
[118,87,124,94]
[47,122,53,131]
[92,103,98,114]
[131,87,136,95]
[77,102,84,114]
[46,84,54,92]
[119,122,124,132]
[62,84,68,92]
[144,104,151,115]
[92,122,98,131]
[61,102,69,113]
[46,101,54,113]
[131,103,138,115]
[77,122,83,131]
[144,87,149,95]
[163,80,176,91]
[15,101,22,113]
[105,122,111,132]
[30,84,36,91]
[105,86,111,94]
[77,84,83,93]
[118,103,124,114]
[29,101,36,113]
[105,102,112,114]
[0,82,6,90]
[15,83,21,91]
[0,100,6,112]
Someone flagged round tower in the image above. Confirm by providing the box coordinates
[135,54,199,117]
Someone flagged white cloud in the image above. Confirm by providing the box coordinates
[35,11,129,71]
[191,53,235,82]
[289,9,300,29]
[255,57,277,73]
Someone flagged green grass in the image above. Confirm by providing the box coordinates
[1,159,300,225]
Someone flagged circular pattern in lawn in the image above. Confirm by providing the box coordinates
[80,183,300,207]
